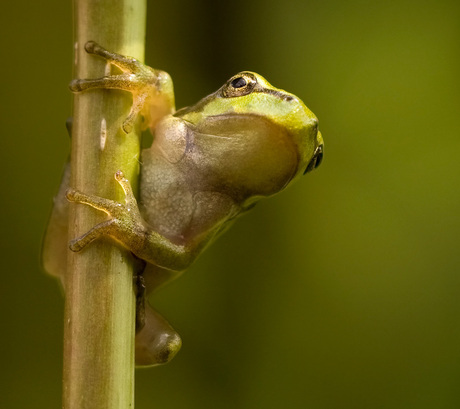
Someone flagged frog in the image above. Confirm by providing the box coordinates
[42,41,324,367]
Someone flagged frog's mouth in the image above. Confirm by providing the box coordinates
[303,144,324,175]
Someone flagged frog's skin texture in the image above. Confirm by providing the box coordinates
[42,42,324,367]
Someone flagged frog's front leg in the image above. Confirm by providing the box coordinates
[70,41,175,133]
[66,171,193,272]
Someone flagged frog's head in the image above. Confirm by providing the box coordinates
[176,72,324,202]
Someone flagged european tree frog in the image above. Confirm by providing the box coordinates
[42,42,324,366]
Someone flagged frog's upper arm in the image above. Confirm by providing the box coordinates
[42,163,70,286]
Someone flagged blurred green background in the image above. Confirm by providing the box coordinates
[1,0,459,407]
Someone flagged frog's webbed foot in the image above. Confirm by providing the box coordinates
[70,41,174,133]
[135,304,182,366]
[66,171,143,252]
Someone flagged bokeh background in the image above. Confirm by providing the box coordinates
[1,0,459,407]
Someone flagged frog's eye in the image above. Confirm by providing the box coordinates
[222,72,257,98]
[231,77,247,88]
[304,144,324,175]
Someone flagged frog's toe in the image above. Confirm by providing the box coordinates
[69,79,84,92]
[69,219,116,252]
[84,40,99,54]
[66,187,123,214]
[66,188,90,204]
[122,120,134,134]
[135,305,182,366]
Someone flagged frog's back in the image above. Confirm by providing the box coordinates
[42,164,71,286]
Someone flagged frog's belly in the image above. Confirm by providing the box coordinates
[139,154,194,243]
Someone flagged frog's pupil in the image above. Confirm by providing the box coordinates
[231,77,247,88]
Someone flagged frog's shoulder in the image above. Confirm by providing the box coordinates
[152,115,190,164]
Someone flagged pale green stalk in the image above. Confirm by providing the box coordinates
[63,1,146,408]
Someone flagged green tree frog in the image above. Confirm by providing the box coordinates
[42,42,324,366]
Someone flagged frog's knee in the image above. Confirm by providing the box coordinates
[135,306,182,366]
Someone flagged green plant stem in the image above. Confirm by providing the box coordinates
[63,1,146,408]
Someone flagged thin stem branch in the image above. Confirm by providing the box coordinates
[63,1,146,408]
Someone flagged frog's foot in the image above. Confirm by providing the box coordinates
[69,41,172,133]
[66,171,143,252]
[135,304,182,366]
